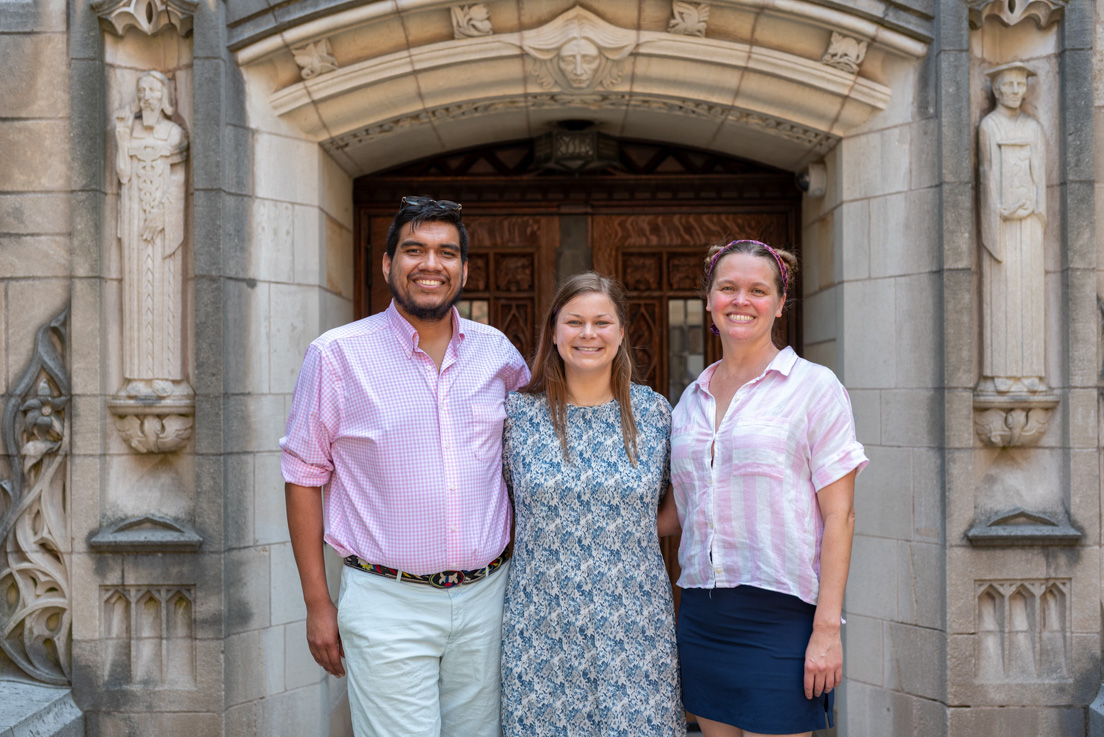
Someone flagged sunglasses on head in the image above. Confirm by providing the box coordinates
[400,196,462,214]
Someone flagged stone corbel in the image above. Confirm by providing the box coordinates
[967,0,1066,29]
[91,0,198,37]
[973,392,1058,447]
[107,383,194,454]
[821,32,868,74]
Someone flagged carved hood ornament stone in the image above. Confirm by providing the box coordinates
[452,4,494,39]
[668,2,710,37]
[92,0,198,37]
[519,6,637,92]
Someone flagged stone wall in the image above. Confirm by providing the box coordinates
[801,36,948,734]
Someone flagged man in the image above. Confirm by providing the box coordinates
[281,197,529,737]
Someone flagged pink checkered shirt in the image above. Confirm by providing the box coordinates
[280,302,530,575]
[671,347,868,605]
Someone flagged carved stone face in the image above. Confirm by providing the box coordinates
[137,76,166,126]
[994,69,1028,111]
[557,38,601,88]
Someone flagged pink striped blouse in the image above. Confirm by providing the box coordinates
[280,303,530,575]
[670,346,868,605]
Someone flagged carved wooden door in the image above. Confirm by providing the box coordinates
[368,214,557,362]
[592,211,794,610]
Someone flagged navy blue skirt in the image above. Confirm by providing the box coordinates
[678,586,834,734]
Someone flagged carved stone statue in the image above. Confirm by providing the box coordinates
[978,61,1047,396]
[520,6,636,91]
[108,71,194,453]
[973,61,1057,450]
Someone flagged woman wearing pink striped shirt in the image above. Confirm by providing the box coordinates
[670,240,868,737]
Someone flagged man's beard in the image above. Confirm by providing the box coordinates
[141,104,160,128]
[389,275,462,322]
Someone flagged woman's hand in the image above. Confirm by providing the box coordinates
[803,624,842,699]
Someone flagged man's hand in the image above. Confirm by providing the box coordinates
[306,598,345,678]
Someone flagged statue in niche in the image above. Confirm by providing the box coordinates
[520,6,636,91]
[109,71,194,453]
[977,62,1047,396]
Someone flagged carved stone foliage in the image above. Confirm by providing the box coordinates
[821,32,868,73]
[92,0,198,37]
[452,4,493,39]
[102,585,195,688]
[0,307,71,686]
[668,2,710,37]
[292,38,338,80]
[108,71,194,454]
[977,579,1070,681]
[519,6,637,91]
[974,61,1056,447]
[967,0,1066,29]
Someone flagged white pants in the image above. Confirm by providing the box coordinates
[337,561,509,737]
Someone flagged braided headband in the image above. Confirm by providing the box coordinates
[706,239,789,294]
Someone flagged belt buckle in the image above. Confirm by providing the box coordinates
[429,570,465,588]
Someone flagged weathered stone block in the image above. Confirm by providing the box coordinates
[293,204,323,287]
[271,542,307,625]
[899,541,945,629]
[224,453,256,550]
[255,133,320,206]
[260,685,323,737]
[252,198,295,284]
[894,273,940,388]
[948,705,1085,736]
[0,235,69,278]
[841,278,896,388]
[223,278,270,395]
[0,33,69,118]
[843,614,884,687]
[255,451,288,546]
[938,51,970,183]
[0,193,71,234]
[226,700,261,737]
[848,535,898,621]
[224,393,289,455]
[227,546,272,633]
[67,59,104,191]
[269,283,322,395]
[0,682,83,737]
[325,216,355,300]
[225,123,253,197]
[321,151,353,230]
[855,445,913,540]
[881,389,942,448]
[885,622,946,700]
[284,619,324,691]
[226,629,283,706]
[803,286,838,346]
[911,447,944,542]
[910,118,939,190]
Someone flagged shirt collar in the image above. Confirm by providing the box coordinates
[385,301,464,358]
[693,345,798,392]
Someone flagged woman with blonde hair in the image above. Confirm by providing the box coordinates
[672,240,867,737]
[500,272,683,737]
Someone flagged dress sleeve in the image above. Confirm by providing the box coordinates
[807,378,868,492]
[501,394,516,502]
[279,343,341,488]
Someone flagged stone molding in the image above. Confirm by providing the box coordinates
[451,4,493,39]
[292,38,338,80]
[0,306,71,686]
[322,93,837,157]
[89,514,203,553]
[101,585,196,688]
[668,2,710,37]
[91,0,198,37]
[976,579,1071,681]
[967,0,1066,29]
[966,508,1081,546]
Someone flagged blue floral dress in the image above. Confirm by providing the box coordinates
[500,384,684,737]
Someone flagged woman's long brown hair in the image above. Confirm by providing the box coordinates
[520,272,641,465]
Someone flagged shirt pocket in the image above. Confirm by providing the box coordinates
[469,400,507,461]
[727,416,791,481]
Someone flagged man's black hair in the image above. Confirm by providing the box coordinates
[385,197,468,261]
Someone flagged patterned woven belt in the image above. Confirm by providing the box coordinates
[343,549,510,589]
